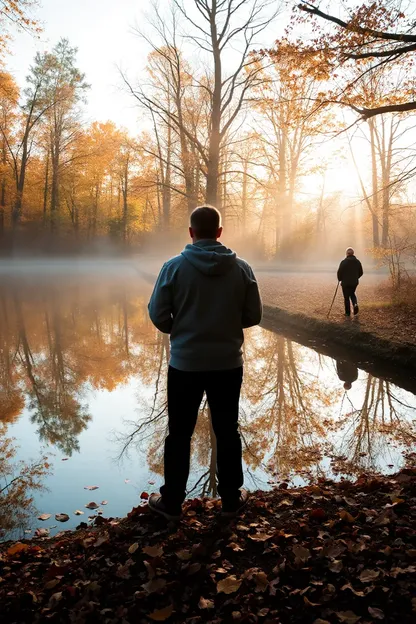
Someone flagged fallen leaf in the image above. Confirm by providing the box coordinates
[85,502,99,510]
[142,545,164,558]
[336,611,361,624]
[253,571,269,592]
[7,543,29,556]
[140,491,149,500]
[142,578,167,594]
[74,510,84,515]
[128,543,139,554]
[84,485,99,490]
[310,508,327,520]
[313,620,330,624]
[176,549,192,561]
[248,532,274,542]
[188,562,201,575]
[340,511,357,523]
[329,560,343,573]
[228,542,244,552]
[101,500,108,505]
[359,569,379,583]
[45,579,60,590]
[48,592,62,608]
[293,544,311,563]
[217,575,242,594]
[55,513,69,522]
[148,480,155,485]
[198,597,214,609]
[34,528,50,537]
[368,607,384,620]
[61,458,69,461]
[149,604,174,621]
[37,514,51,521]
[124,479,131,483]
[258,608,269,617]
[94,534,109,547]
[304,596,321,607]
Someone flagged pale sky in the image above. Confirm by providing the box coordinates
[9,0,153,133]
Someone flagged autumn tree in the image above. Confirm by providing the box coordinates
[295,1,416,118]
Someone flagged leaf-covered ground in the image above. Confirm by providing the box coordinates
[258,272,416,347]
[1,468,415,624]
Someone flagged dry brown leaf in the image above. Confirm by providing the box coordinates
[329,560,343,573]
[74,510,84,515]
[293,544,311,563]
[148,604,174,621]
[253,571,269,593]
[304,596,321,607]
[368,607,384,620]
[128,543,139,554]
[336,611,361,624]
[217,575,242,594]
[85,502,99,510]
[37,514,51,521]
[142,545,164,558]
[339,510,357,523]
[248,532,273,542]
[228,541,244,552]
[176,549,192,561]
[187,562,202,575]
[84,485,99,490]
[313,620,330,624]
[142,578,167,594]
[198,597,214,610]
[6,543,29,556]
[55,513,69,522]
[359,569,379,583]
[45,579,60,590]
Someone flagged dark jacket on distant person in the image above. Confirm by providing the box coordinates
[337,255,363,286]
[148,240,263,372]
[336,360,358,384]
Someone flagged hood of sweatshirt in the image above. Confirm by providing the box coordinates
[181,240,237,276]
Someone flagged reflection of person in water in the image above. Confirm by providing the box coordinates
[336,360,358,390]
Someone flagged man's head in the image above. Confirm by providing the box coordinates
[189,205,222,242]
[346,247,354,257]
[344,382,352,390]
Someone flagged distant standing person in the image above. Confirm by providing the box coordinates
[148,205,262,520]
[337,247,363,317]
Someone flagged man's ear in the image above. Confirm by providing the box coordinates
[189,226,194,239]
[216,227,223,239]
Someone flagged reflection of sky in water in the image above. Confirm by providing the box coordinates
[1,274,416,540]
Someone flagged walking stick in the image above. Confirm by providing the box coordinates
[327,282,340,318]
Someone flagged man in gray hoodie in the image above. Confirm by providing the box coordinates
[148,205,262,520]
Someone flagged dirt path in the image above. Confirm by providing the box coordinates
[257,271,416,347]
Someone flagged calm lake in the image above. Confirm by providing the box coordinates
[1,261,415,541]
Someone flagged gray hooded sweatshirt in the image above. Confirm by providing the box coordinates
[148,239,262,371]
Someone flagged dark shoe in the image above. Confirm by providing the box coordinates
[221,488,249,518]
[148,494,181,521]
[354,304,359,315]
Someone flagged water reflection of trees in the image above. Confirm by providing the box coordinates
[0,279,155,455]
[2,277,415,495]
[332,376,416,475]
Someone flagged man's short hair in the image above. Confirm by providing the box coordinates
[190,205,222,239]
[346,247,354,256]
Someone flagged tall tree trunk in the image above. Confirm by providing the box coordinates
[43,149,50,223]
[206,9,222,209]
[369,119,380,247]
[242,160,248,234]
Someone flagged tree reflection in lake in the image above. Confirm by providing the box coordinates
[0,275,415,514]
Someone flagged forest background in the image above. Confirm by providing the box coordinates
[2,0,416,269]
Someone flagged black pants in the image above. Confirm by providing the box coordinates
[342,284,357,315]
[160,366,244,512]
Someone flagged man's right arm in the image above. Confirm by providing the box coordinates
[242,265,262,329]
